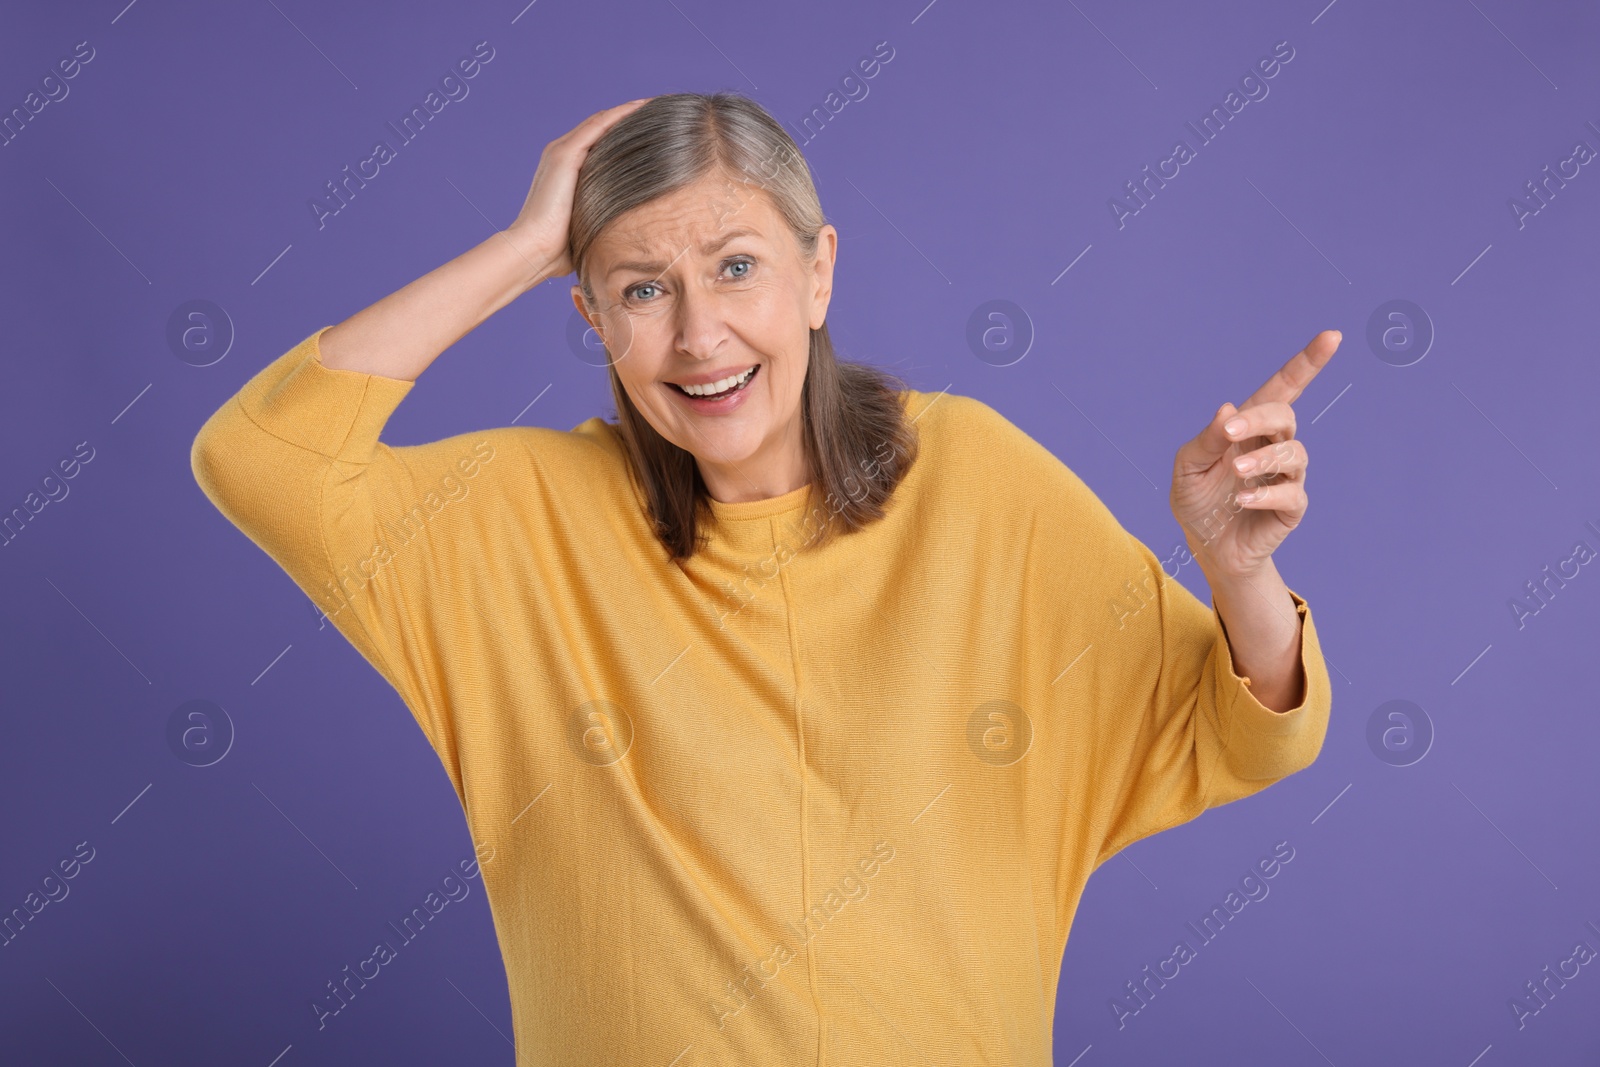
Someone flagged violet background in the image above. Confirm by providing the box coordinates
[2,0,1598,1063]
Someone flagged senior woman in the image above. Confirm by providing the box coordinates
[191,92,1336,1063]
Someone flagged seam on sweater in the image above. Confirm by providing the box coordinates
[296,381,440,757]
[309,371,443,758]
[230,392,375,465]
[776,527,826,1066]
[1093,554,1228,865]
[1105,549,1171,859]
[1018,499,1052,999]
[1201,641,1241,812]
[314,460,430,745]
[223,381,431,739]
[1094,591,1277,865]
[1192,588,1236,816]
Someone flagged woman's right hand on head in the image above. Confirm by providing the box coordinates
[504,97,653,281]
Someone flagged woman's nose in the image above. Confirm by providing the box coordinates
[673,282,730,352]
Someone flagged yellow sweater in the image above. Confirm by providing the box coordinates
[190,325,1332,1064]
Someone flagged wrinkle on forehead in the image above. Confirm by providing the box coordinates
[602,173,778,265]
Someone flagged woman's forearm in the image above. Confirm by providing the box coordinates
[317,229,560,381]
[1207,559,1305,713]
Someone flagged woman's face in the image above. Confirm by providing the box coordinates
[572,168,836,504]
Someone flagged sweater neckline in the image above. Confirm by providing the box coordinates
[707,481,813,522]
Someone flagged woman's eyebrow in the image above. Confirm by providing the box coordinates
[606,226,761,277]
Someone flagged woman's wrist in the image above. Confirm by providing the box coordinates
[491,228,565,294]
[1208,560,1305,712]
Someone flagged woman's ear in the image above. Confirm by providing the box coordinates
[571,284,602,337]
[809,224,838,330]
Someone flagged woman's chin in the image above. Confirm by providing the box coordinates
[688,428,764,467]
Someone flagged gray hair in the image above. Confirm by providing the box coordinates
[567,91,919,563]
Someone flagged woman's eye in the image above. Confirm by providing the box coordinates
[625,259,752,303]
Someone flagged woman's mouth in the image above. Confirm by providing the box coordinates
[667,365,759,412]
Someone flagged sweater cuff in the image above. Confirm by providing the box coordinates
[1210,587,1321,737]
[241,325,416,463]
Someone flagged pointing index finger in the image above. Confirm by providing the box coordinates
[1239,329,1342,410]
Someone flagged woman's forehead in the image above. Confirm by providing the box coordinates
[600,186,782,266]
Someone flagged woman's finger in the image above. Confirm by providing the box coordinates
[1238,329,1341,411]
[1223,399,1298,444]
[1234,481,1308,511]
[1176,401,1244,474]
[1233,439,1306,479]
[551,98,652,154]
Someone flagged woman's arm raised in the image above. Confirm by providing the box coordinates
[316,230,554,381]
[318,97,652,382]
[188,99,651,775]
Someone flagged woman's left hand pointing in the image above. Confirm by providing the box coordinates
[1170,330,1341,582]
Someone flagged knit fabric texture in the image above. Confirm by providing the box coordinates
[190,325,1333,1064]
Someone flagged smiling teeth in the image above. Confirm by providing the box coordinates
[679,367,755,397]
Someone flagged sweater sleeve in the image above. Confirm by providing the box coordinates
[189,325,489,767]
[948,394,1333,869]
[1089,535,1334,866]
